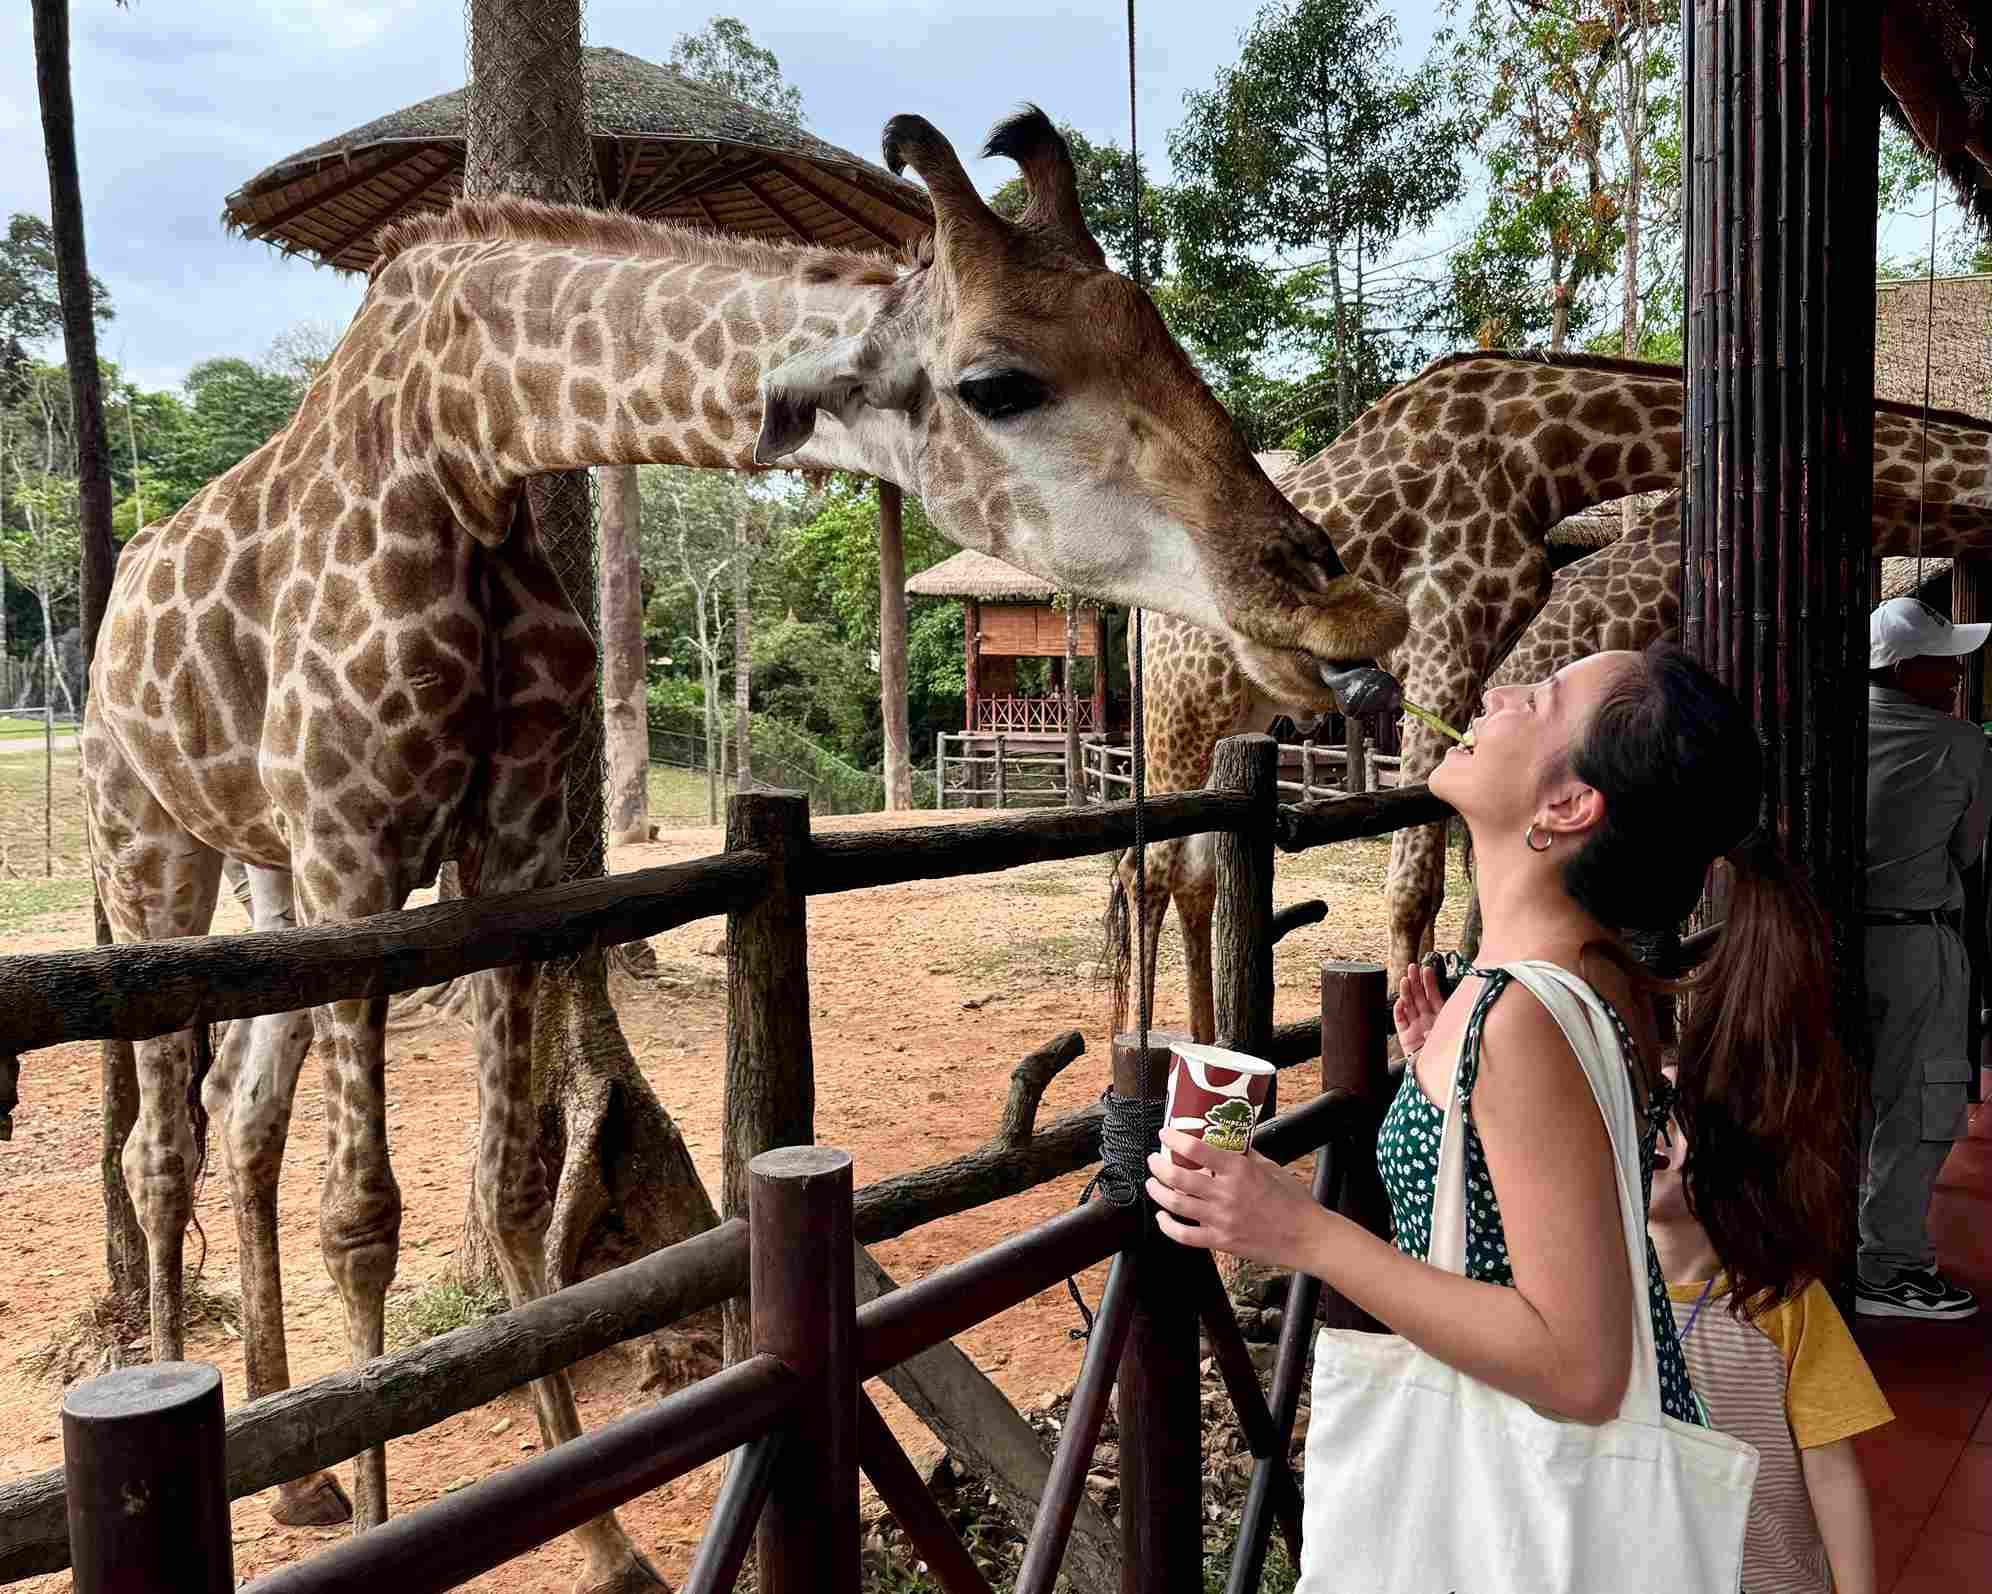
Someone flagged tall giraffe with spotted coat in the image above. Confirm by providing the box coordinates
[1114,368,1992,1040]
[84,110,1408,1583]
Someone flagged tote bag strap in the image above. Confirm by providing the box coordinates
[1427,960,1667,1425]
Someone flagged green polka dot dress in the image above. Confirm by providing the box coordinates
[1375,962,1702,1427]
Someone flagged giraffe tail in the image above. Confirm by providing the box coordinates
[1101,854,1131,1042]
[183,1020,217,1279]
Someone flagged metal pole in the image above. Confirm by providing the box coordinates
[63,1363,232,1594]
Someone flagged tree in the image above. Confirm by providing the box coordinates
[669,16,804,125]
[1170,0,1465,441]
[0,210,110,402]
[1876,113,1992,278]
[644,464,744,820]
[1434,0,1681,356]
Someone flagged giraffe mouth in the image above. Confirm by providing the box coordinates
[1317,662,1404,720]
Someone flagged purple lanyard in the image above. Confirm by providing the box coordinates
[1680,1276,1717,1340]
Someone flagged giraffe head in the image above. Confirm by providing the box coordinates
[755,107,1407,715]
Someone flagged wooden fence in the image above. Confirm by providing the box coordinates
[1082,729,1401,808]
[0,742,1451,1593]
[933,731,1089,810]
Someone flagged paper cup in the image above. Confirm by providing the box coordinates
[1163,1041,1275,1165]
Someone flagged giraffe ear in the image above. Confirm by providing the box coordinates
[754,334,921,464]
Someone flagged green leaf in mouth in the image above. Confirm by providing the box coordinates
[1402,700,1468,744]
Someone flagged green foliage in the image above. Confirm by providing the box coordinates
[1876,114,1992,279]
[669,16,804,126]
[989,123,1170,283]
[1432,0,1681,353]
[386,1280,509,1349]
[0,213,111,403]
[1168,0,1466,441]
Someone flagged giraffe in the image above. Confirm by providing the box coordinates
[1487,402,1992,689]
[83,108,1407,1579]
[1109,364,1992,1042]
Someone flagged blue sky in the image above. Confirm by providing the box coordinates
[1,0,1454,394]
[1,1,1949,396]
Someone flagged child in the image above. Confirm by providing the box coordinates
[1651,1074,1894,1594]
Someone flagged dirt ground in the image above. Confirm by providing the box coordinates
[0,794,1466,1590]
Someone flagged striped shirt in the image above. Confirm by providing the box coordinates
[1667,1277,1894,1594]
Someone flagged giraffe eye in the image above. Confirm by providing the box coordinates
[956,371,1050,421]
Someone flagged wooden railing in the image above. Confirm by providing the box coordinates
[1081,735,1404,808]
[5,738,1446,1593]
[975,694,1099,735]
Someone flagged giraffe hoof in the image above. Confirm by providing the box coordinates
[573,1552,669,1594]
[270,1471,353,1527]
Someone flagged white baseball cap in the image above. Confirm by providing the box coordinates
[1870,597,1991,669]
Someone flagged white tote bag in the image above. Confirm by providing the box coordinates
[1296,960,1758,1594]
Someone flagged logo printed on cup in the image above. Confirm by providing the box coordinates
[1163,1042,1275,1164]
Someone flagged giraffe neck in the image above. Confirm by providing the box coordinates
[344,224,916,533]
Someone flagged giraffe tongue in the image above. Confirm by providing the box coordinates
[1318,662,1403,720]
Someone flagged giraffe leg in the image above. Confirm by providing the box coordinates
[288,844,408,1534]
[1177,835,1218,1046]
[201,865,350,1528]
[466,847,662,1592]
[84,731,224,1363]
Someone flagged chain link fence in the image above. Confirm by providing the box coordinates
[649,715,938,816]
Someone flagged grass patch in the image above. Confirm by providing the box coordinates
[0,875,95,924]
[386,1278,509,1348]
[0,717,63,739]
[0,748,89,880]
[22,1282,241,1384]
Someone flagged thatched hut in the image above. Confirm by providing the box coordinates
[906,550,1109,736]
[222,45,930,269]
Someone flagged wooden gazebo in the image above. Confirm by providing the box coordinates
[907,550,1110,737]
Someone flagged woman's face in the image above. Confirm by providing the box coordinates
[1428,650,1642,825]
[1649,1065,1691,1222]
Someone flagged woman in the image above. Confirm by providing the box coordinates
[1148,644,1844,1444]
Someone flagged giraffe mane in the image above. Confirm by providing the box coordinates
[1418,346,1991,436]
[369,194,919,286]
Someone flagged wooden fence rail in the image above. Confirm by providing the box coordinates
[53,1086,1364,1594]
[11,732,1425,1592]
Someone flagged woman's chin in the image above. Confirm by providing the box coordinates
[1428,750,1468,803]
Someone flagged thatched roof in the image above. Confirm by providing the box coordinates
[1875,276,1992,414]
[906,550,1060,602]
[1881,556,1953,601]
[222,46,931,273]
[1880,1,1992,231]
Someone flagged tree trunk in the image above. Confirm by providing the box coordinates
[1619,11,1648,540]
[33,0,146,1305]
[1064,600,1081,808]
[460,0,717,1325]
[877,481,911,810]
[599,464,650,848]
[733,506,752,792]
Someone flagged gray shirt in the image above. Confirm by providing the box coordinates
[1866,685,1992,913]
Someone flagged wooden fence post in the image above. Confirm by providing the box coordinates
[1345,716,1368,794]
[752,1146,857,1594]
[935,735,946,813]
[1110,1032,1202,1594]
[1212,732,1278,1086]
[1319,962,1391,1333]
[724,790,814,1367]
[994,734,1008,811]
[63,1363,232,1594]
[1298,740,1315,802]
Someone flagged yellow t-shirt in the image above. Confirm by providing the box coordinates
[1667,1275,1894,1594]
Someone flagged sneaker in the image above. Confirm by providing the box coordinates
[1855,1268,1979,1320]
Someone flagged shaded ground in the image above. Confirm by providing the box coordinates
[0,791,1467,1590]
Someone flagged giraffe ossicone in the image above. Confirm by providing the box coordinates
[82,105,1407,1583]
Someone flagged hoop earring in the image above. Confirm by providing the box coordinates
[1524,822,1553,853]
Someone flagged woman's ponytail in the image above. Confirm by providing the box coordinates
[1673,834,1852,1317]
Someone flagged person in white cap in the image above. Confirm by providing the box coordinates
[1858,596,1991,1319]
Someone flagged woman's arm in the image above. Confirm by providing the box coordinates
[1800,1439,1876,1594]
[1146,989,1634,1422]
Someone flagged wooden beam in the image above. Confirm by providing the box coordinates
[738,171,814,245]
[312,154,456,269]
[241,144,437,238]
[768,158,903,247]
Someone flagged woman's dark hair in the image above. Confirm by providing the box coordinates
[1564,642,1850,1317]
